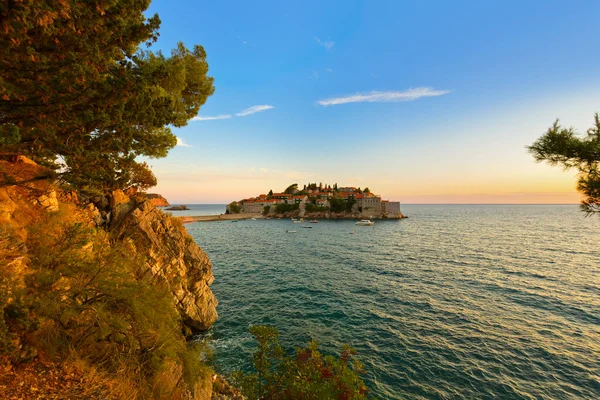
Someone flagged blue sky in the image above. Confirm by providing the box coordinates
[145,0,600,203]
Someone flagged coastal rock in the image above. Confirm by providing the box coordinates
[0,188,18,223]
[166,205,189,211]
[112,200,218,333]
[36,190,59,212]
[108,190,136,229]
[146,193,170,207]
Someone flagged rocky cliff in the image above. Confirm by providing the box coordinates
[0,158,217,335]
[107,191,218,333]
[0,157,221,398]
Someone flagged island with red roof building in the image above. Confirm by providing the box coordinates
[226,183,405,219]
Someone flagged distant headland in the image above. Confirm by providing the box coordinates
[226,183,405,219]
[146,193,170,207]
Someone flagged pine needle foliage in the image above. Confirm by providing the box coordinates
[528,113,600,215]
[0,1,214,194]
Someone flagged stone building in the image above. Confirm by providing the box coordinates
[382,200,401,217]
[357,195,382,216]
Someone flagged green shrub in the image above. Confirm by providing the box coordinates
[305,203,328,213]
[329,198,356,213]
[229,202,241,213]
[273,203,299,214]
[233,325,369,400]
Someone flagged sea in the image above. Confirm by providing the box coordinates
[183,204,600,399]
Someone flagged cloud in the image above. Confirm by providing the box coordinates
[325,68,333,73]
[315,37,335,50]
[317,87,450,106]
[192,105,274,121]
[236,105,274,117]
[176,137,191,147]
[191,114,232,121]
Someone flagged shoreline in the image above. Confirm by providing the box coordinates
[174,213,406,223]
[176,213,264,223]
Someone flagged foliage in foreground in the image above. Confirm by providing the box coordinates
[528,113,600,215]
[0,206,211,398]
[232,325,369,400]
[0,1,214,194]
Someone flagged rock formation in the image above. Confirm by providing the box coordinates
[1,158,217,335]
[146,193,170,207]
[108,191,218,333]
[166,205,190,211]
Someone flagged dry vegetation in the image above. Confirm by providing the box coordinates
[0,170,214,399]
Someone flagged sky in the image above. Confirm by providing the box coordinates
[144,0,600,204]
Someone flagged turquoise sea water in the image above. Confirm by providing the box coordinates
[186,205,600,399]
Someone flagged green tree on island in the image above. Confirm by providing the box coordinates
[284,183,298,194]
[0,1,214,194]
[528,113,600,215]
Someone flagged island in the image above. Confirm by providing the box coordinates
[226,183,405,219]
[166,205,190,211]
[146,193,170,207]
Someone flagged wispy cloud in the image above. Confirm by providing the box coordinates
[325,68,333,73]
[317,87,450,106]
[176,137,191,147]
[236,105,274,117]
[315,37,335,50]
[191,114,232,121]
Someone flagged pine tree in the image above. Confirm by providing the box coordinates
[0,1,214,193]
[528,113,600,214]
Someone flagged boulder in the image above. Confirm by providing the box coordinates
[36,190,59,212]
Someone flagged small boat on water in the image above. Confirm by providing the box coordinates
[286,230,297,233]
[251,218,257,221]
[302,225,312,229]
[231,220,239,222]
[310,219,318,223]
[355,219,374,226]
[293,220,302,224]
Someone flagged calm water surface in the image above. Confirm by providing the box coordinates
[187,205,600,399]
[160,204,225,216]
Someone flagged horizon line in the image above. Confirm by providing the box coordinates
[160,203,581,206]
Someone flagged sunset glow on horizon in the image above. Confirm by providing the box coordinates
[145,0,600,205]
